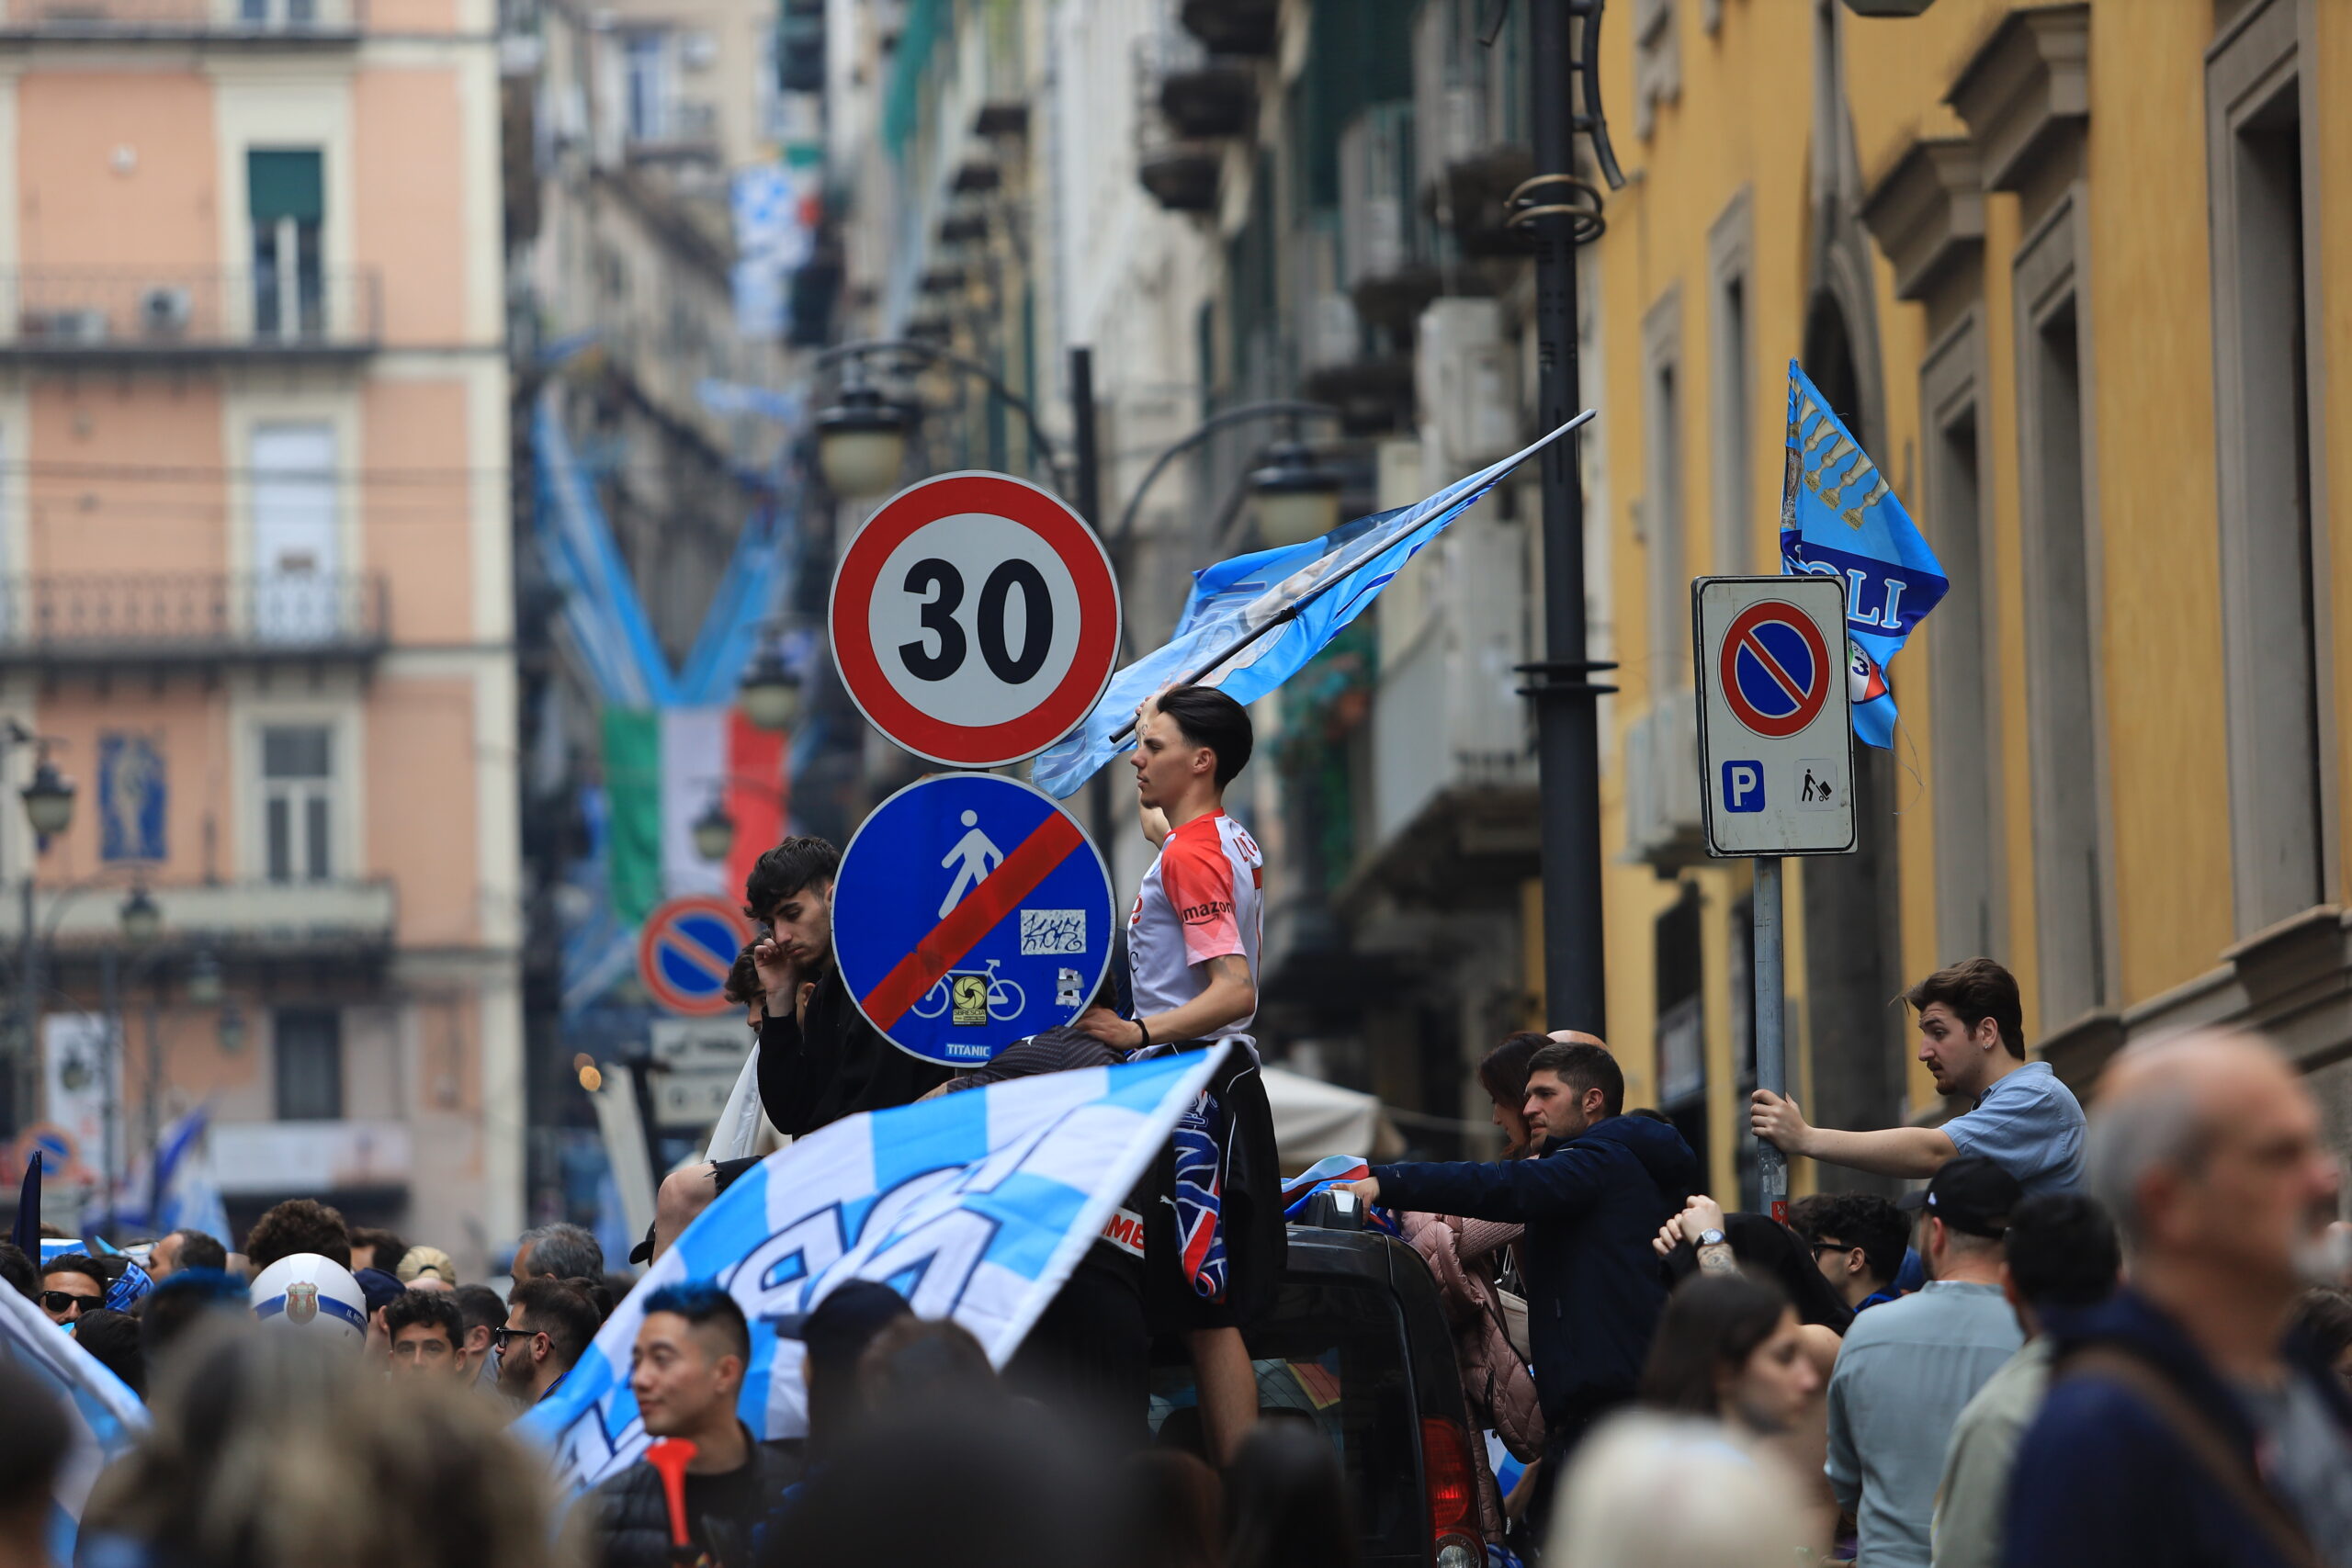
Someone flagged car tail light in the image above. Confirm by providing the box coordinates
[1421,1415,1483,1568]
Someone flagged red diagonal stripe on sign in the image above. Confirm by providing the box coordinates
[859,809,1086,1032]
[1738,629,1809,706]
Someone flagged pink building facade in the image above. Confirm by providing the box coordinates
[0,0,521,1274]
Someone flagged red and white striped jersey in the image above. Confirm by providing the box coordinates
[1128,811,1263,1043]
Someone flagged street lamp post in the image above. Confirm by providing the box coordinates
[812,339,1067,501]
[3,721,74,1138]
[1519,0,1623,1035]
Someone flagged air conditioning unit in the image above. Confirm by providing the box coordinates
[24,308,109,344]
[1623,687,1708,869]
[139,285,193,339]
[1416,298,1519,469]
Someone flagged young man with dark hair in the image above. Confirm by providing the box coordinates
[347,1225,406,1275]
[1931,1190,2120,1568]
[746,834,948,1138]
[1827,1156,2028,1568]
[384,1289,469,1382]
[589,1281,798,1568]
[0,1240,35,1300]
[1072,685,1281,1468]
[496,1277,601,1405]
[1790,1192,1910,1312]
[243,1197,353,1272]
[1752,956,2086,1196]
[146,1228,228,1280]
[37,1253,110,1325]
[453,1281,508,1391]
[1352,1040,1698,1474]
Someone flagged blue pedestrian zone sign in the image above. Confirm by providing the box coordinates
[832,773,1115,1067]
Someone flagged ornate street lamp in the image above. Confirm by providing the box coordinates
[1250,440,1345,547]
[187,951,224,1007]
[815,383,912,500]
[20,755,74,840]
[737,645,804,733]
[217,1002,249,1054]
[119,886,162,947]
[691,796,736,863]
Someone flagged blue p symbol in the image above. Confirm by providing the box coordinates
[1724,761,1765,813]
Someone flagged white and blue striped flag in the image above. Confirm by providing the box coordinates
[0,1265,148,1561]
[516,1044,1230,1494]
[1030,412,1593,798]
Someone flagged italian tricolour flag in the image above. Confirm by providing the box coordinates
[601,706,788,925]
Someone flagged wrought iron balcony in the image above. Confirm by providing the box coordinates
[0,0,362,39]
[0,572,389,674]
[0,269,380,361]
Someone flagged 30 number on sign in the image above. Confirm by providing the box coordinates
[899,558,1054,685]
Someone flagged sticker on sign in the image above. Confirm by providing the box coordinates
[831,470,1122,770]
[1692,575,1857,857]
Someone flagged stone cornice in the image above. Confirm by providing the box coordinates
[1860,138,1984,301]
[1946,4,2090,193]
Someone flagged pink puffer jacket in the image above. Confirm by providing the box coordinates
[1402,1210,1547,1540]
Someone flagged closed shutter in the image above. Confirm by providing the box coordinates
[248,150,323,222]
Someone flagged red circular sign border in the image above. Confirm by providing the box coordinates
[830,471,1122,769]
[1718,599,1832,739]
[637,895,755,1017]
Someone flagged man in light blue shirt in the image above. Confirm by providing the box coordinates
[1751,957,2084,1196]
[1827,1156,2027,1568]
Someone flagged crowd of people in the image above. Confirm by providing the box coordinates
[3,688,2351,1568]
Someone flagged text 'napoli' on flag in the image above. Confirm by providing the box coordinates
[1029,412,1595,799]
[514,1044,1230,1495]
[1779,360,1947,749]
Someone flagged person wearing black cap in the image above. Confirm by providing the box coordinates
[1825,1156,2026,1568]
[788,1280,915,1461]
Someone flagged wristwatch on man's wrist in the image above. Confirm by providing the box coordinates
[1696,1228,1727,1248]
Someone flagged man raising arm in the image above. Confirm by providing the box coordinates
[1751,958,2084,1196]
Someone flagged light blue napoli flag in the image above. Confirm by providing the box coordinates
[516,1044,1231,1494]
[1031,412,1594,798]
[0,1268,147,1562]
[1779,361,1948,748]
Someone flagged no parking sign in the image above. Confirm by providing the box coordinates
[637,896,755,1016]
[1693,575,1856,857]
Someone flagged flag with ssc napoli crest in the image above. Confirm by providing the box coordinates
[516,1044,1229,1494]
[1780,361,1947,748]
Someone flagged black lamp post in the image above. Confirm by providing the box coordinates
[736,644,805,733]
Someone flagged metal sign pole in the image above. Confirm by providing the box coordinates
[1753,854,1787,1223]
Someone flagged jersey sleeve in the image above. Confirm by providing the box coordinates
[1159,837,1244,965]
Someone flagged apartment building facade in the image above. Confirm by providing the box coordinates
[0,0,521,1270]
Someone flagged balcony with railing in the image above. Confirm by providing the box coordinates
[0,0,362,40]
[1136,26,1243,214]
[0,269,380,361]
[0,572,389,675]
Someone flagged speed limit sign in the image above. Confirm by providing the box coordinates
[830,470,1122,768]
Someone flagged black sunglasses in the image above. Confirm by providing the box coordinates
[1807,1241,1851,1258]
[40,1290,97,1315]
[490,1325,540,1349]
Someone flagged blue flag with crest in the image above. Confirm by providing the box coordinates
[1779,361,1947,748]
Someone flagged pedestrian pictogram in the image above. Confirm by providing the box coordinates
[1718,599,1833,739]
[1693,576,1856,858]
[831,773,1115,1066]
[637,896,756,1016]
[830,470,1122,770]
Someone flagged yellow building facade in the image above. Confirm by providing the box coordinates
[1588,0,2352,1198]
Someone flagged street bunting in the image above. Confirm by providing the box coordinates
[831,773,1114,1067]
[636,896,755,1016]
[1693,575,1857,857]
[830,470,1122,770]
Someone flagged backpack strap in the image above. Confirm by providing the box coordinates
[2059,1346,2324,1568]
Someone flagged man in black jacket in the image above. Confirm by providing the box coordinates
[588,1281,798,1568]
[747,836,948,1133]
[1351,1041,1696,1465]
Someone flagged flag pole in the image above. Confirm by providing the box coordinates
[1102,410,1597,747]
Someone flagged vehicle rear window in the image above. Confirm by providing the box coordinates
[1148,1280,1419,1561]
